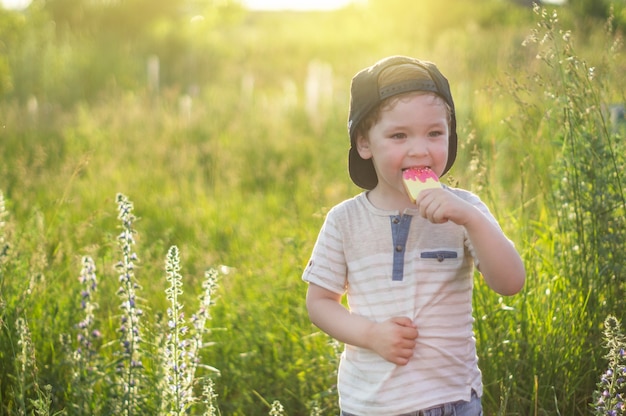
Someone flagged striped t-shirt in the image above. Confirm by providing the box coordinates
[303,188,504,415]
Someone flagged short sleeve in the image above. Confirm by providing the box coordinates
[449,188,513,269]
[302,209,348,295]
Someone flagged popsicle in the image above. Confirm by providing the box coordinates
[402,167,441,202]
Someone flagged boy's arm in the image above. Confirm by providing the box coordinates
[462,208,526,295]
[417,189,526,296]
[306,283,418,366]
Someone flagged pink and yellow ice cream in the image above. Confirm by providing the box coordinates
[402,167,442,202]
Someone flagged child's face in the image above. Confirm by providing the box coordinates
[356,93,449,199]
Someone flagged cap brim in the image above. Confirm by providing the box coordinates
[348,147,378,190]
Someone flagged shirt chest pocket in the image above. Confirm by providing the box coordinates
[417,249,465,274]
[420,250,458,263]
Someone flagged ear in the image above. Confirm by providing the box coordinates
[355,133,372,160]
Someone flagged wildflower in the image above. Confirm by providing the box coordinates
[72,256,102,407]
[269,400,285,416]
[201,378,219,416]
[113,193,145,414]
[161,245,194,415]
[593,316,626,415]
[70,260,103,415]
[160,249,220,415]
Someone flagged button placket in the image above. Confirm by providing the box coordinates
[390,215,412,281]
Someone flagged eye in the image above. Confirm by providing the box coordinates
[390,132,407,139]
[428,130,445,138]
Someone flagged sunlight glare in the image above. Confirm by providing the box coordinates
[0,0,31,10]
[242,0,358,11]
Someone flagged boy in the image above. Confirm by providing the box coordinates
[302,55,525,416]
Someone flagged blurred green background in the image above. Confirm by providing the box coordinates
[1,0,625,414]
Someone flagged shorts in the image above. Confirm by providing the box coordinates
[341,390,482,416]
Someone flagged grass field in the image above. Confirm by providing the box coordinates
[1,1,626,415]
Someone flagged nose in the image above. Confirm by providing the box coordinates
[407,137,428,157]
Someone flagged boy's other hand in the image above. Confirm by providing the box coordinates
[368,316,418,366]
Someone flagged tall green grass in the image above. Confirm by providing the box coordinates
[473,5,626,415]
[1,3,625,415]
